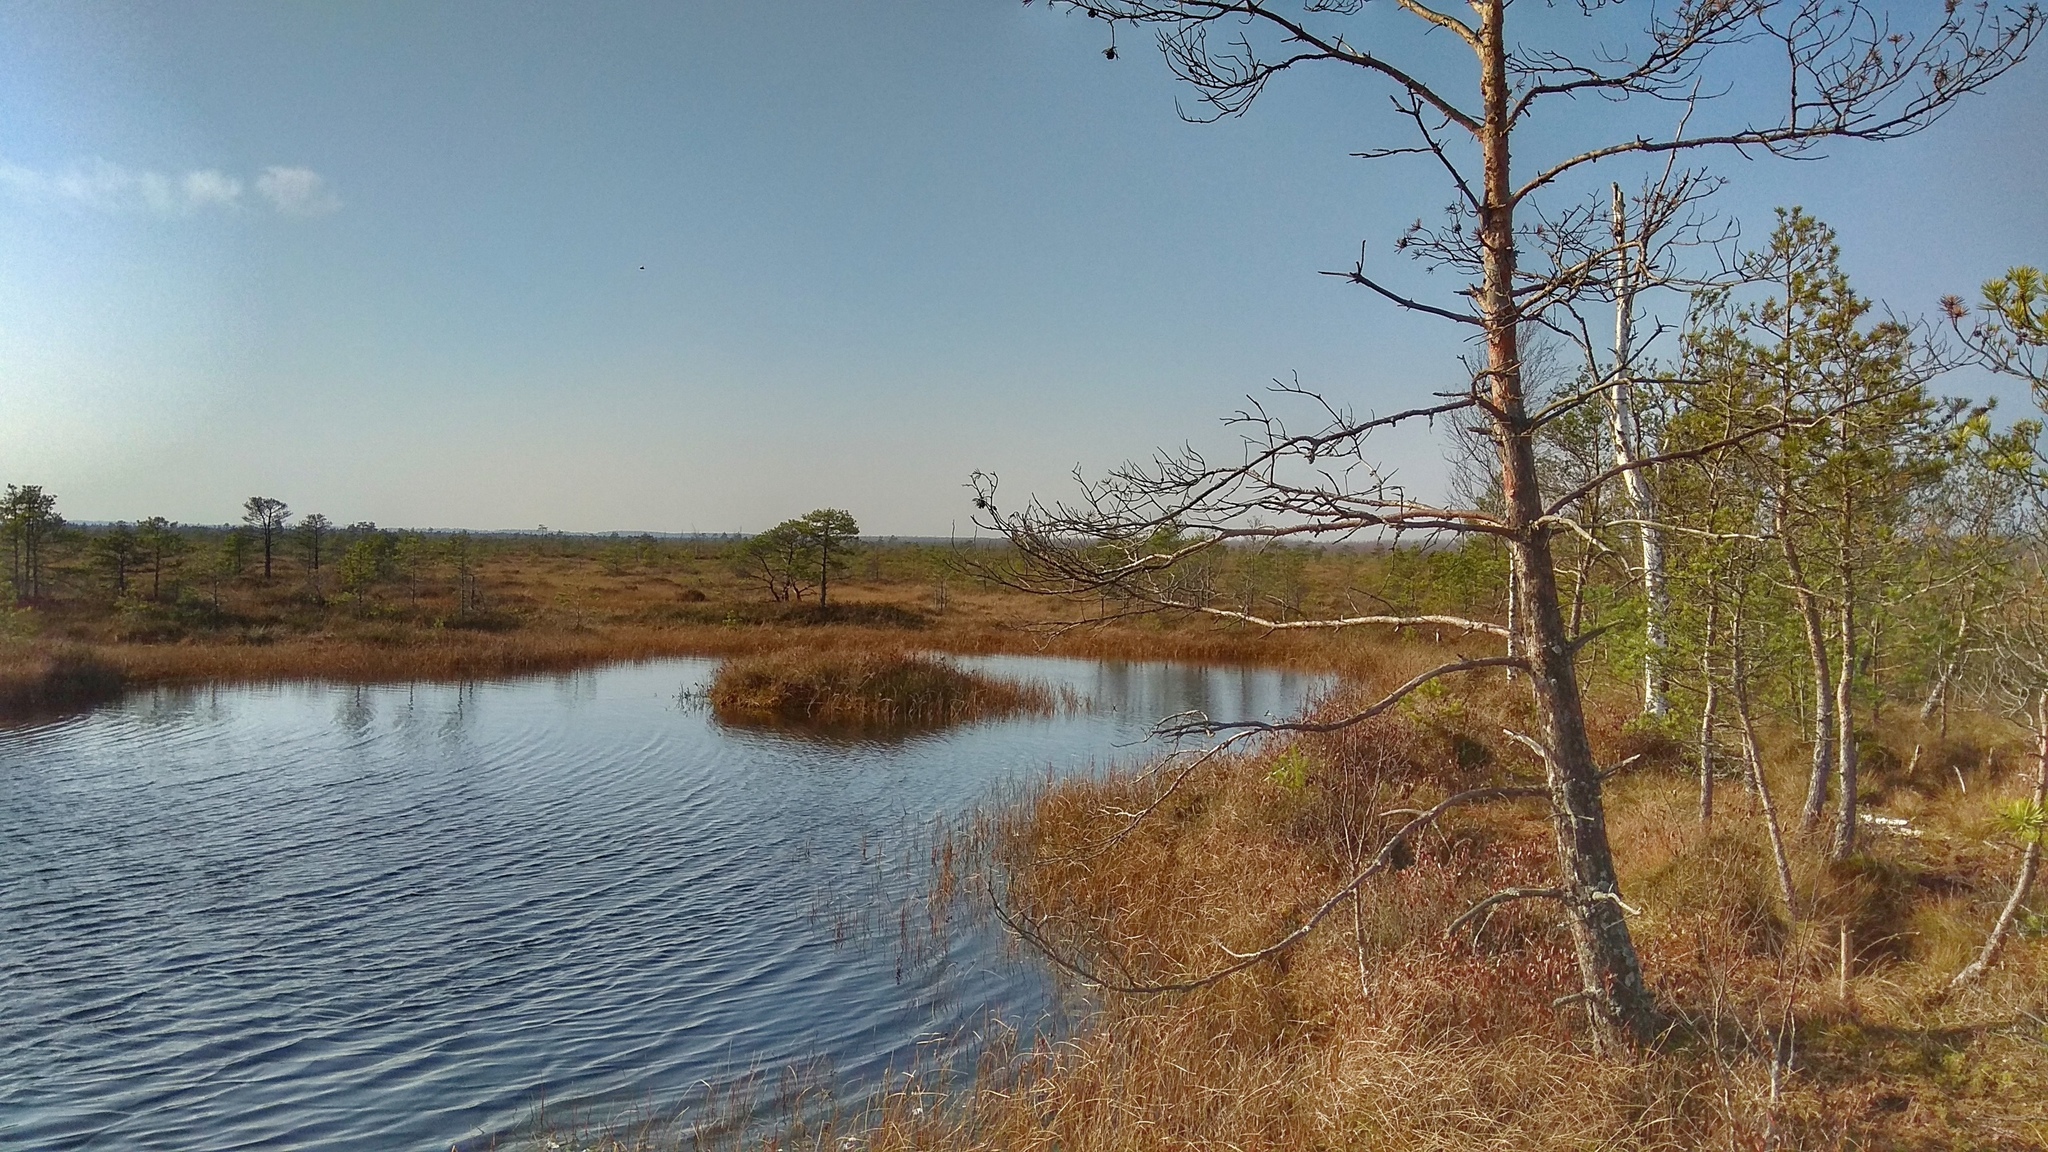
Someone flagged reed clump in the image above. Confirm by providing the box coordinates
[843,667,2048,1151]
[707,650,1061,730]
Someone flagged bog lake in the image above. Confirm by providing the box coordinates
[2,655,1324,1150]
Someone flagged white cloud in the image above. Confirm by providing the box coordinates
[0,158,240,215]
[0,158,338,218]
[182,169,244,209]
[256,166,340,216]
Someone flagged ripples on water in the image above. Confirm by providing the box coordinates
[0,656,1323,1151]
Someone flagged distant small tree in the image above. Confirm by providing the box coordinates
[203,529,254,619]
[136,517,187,601]
[222,527,254,579]
[928,547,954,615]
[89,523,144,596]
[337,536,388,610]
[795,508,860,606]
[392,533,435,609]
[296,513,333,574]
[1693,211,1964,857]
[732,521,813,603]
[242,496,291,581]
[446,531,485,615]
[1,484,63,603]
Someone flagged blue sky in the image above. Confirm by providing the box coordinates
[0,1,2042,535]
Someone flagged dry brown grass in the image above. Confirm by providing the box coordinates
[825,668,2048,1152]
[1,539,1368,713]
[707,649,1063,730]
[0,642,126,718]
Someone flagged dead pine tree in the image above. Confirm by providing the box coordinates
[990,0,2039,1050]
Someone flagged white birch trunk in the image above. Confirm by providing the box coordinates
[1610,185,1669,717]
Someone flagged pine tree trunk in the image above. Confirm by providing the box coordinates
[1478,2,1657,1048]
[1779,505,1836,832]
[1909,606,1971,779]
[1733,610,1798,920]
[1832,577,1860,861]
[1738,677,1799,920]
[1698,597,1721,825]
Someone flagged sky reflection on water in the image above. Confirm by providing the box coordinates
[0,655,1323,1151]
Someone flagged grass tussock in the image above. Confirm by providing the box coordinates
[707,650,1063,730]
[832,665,2048,1152]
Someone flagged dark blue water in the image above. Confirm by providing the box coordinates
[0,655,1320,1151]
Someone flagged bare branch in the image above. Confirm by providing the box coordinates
[1050,731,1265,864]
[1508,2,1755,126]
[1445,886,1568,937]
[1513,2,2042,203]
[1323,244,1485,326]
[1156,656,1523,739]
[1544,413,1800,517]
[1151,603,1509,638]
[1041,1,1481,130]
[1394,0,1478,50]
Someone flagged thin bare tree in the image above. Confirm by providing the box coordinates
[1952,559,2048,990]
[1609,184,1674,717]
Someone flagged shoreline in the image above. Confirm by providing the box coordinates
[0,616,1361,721]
